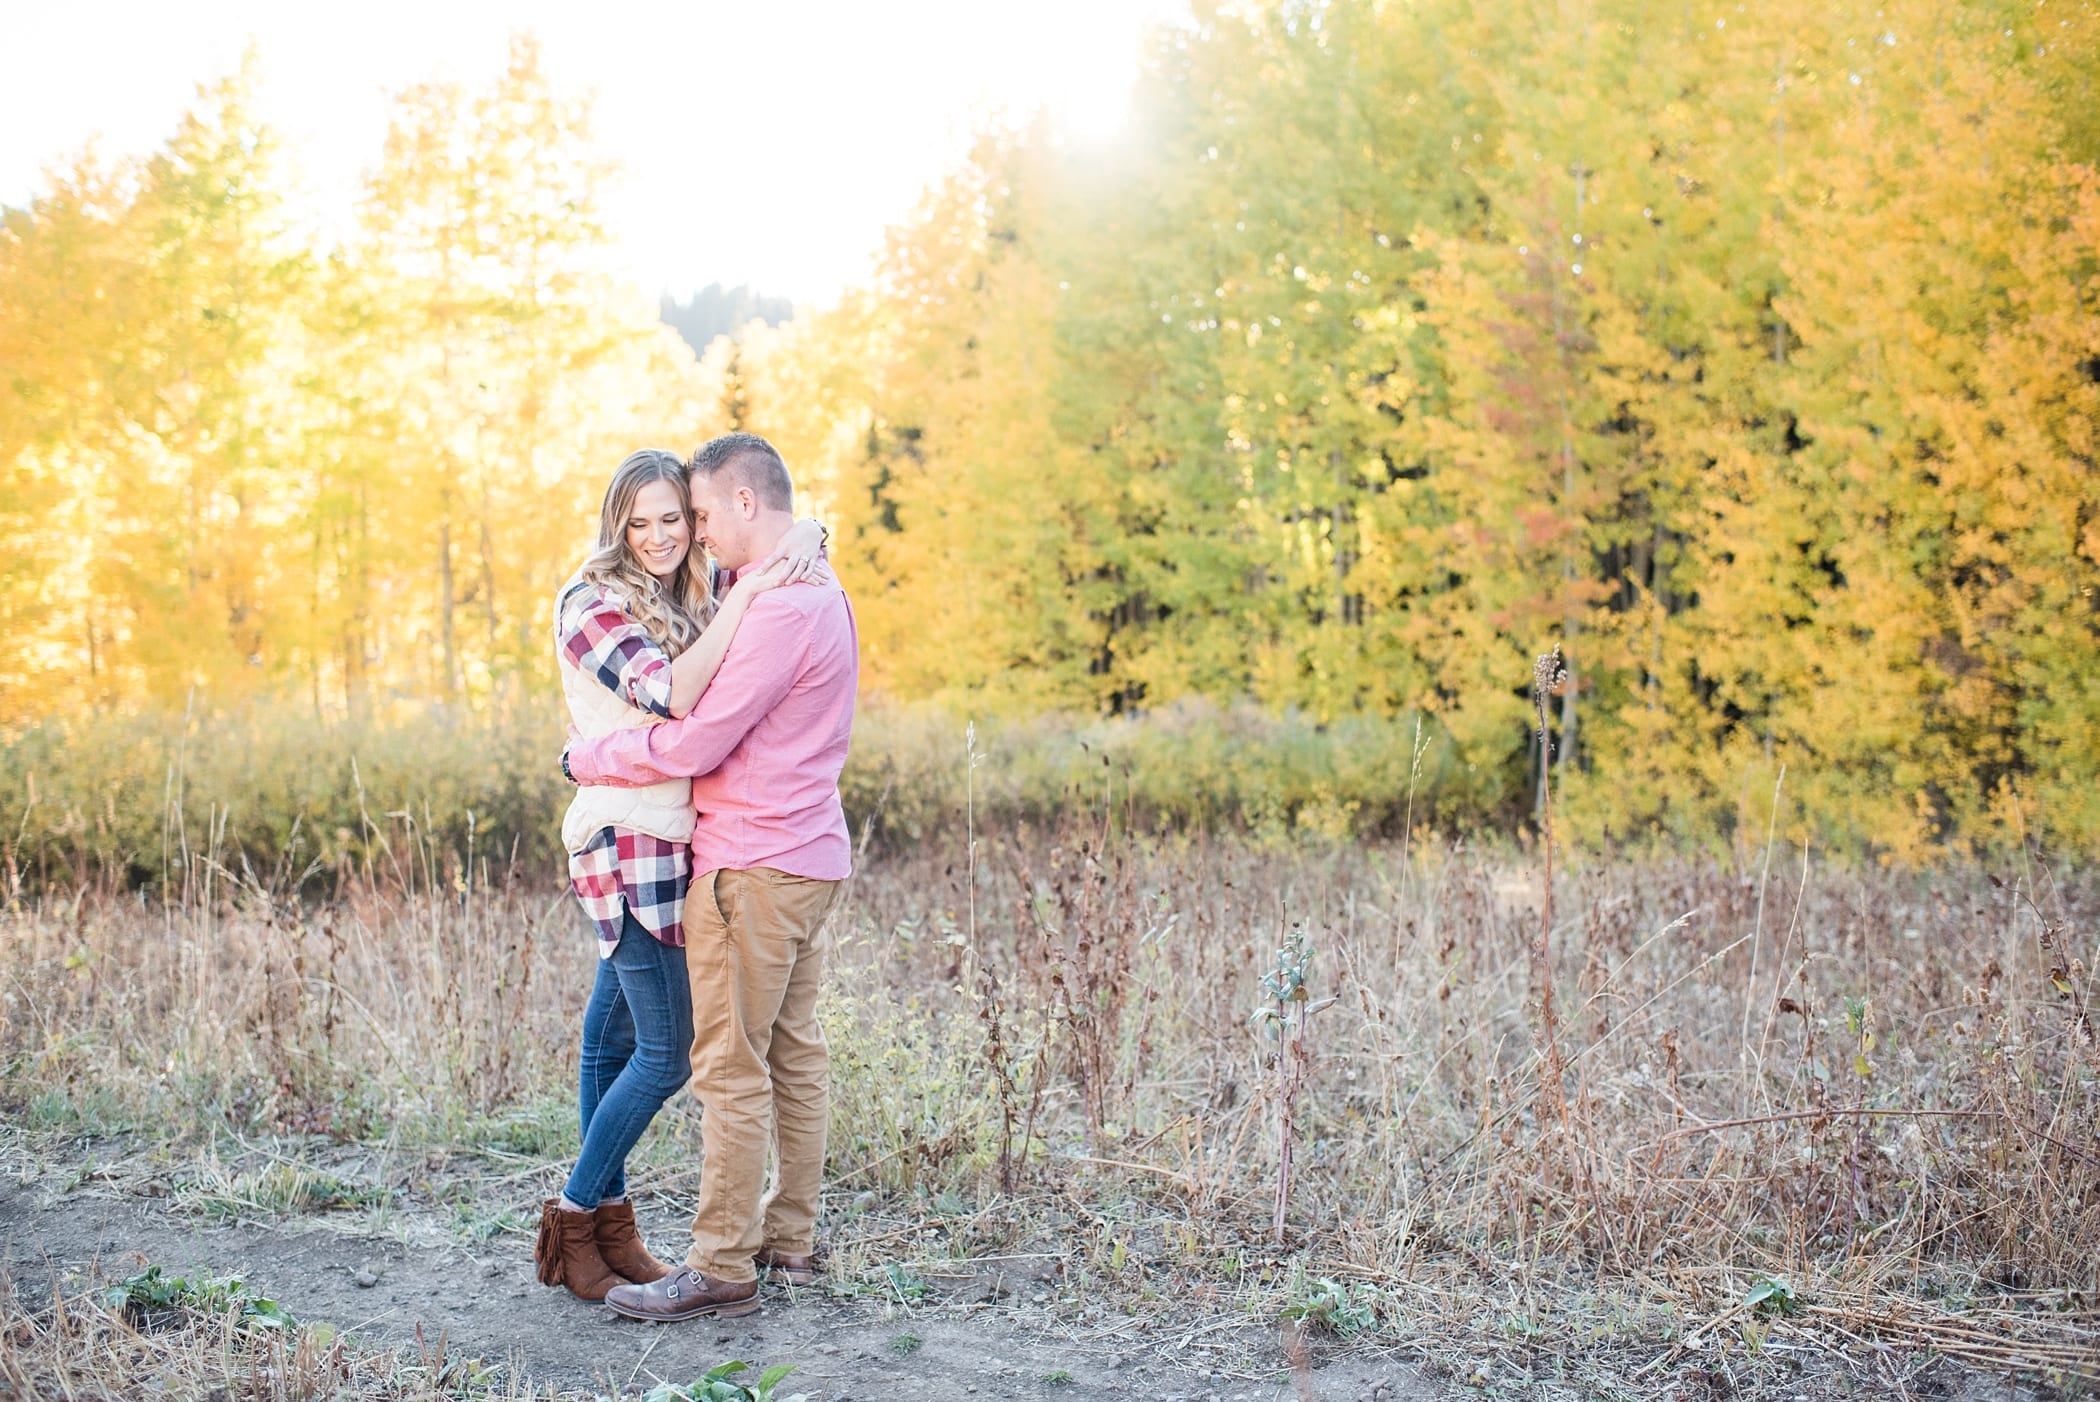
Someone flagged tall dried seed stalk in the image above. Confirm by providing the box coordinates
[1531,648,1577,1162]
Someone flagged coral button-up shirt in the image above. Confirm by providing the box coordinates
[565,579,859,881]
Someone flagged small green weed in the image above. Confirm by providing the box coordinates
[887,1333,923,1355]
[1744,1276,1802,1317]
[640,1360,807,1402]
[879,1263,929,1304]
[1282,1275,1379,1337]
[1497,1313,1543,1340]
[1042,1369,1075,1385]
[1738,1276,1804,1356]
[101,1265,295,1330]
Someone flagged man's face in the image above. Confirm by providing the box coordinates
[689,472,752,570]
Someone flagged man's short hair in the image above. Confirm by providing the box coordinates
[688,432,793,513]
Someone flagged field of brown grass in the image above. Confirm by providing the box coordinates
[3,795,2097,1398]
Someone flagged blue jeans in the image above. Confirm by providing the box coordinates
[565,911,693,1207]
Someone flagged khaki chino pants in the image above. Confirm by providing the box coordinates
[681,866,841,1282]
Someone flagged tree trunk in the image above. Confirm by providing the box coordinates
[438,515,460,705]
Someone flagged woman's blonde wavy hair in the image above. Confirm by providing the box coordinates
[578,449,715,657]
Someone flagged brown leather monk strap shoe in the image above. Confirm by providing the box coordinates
[604,1267,760,1322]
[755,1247,821,1287]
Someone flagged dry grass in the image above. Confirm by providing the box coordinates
[3,794,2097,1395]
[0,1265,556,1401]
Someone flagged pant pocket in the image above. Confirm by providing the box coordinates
[707,868,737,935]
[684,869,733,944]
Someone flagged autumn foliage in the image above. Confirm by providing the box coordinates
[3,3,2097,856]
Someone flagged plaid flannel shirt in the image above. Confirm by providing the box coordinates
[567,824,689,957]
[557,574,721,956]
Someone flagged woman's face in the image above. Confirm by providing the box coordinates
[624,478,692,579]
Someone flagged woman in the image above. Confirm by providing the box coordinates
[535,447,827,1301]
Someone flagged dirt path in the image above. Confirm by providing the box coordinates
[0,1174,1434,1401]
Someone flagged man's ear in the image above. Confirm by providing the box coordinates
[738,485,759,519]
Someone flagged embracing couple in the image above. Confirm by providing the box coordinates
[535,432,856,1323]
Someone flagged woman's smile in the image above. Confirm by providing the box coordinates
[625,478,693,578]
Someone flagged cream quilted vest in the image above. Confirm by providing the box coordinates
[556,575,696,854]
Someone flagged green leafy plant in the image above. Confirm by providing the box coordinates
[639,1361,807,1402]
[886,1333,924,1356]
[880,1262,930,1303]
[1744,1275,1802,1317]
[100,1265,295,1330]
[1737,1276,1803,1357]
[1281,1275,1379,1337]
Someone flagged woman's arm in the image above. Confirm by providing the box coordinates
[557,580,676,718]
[663,556,794,717]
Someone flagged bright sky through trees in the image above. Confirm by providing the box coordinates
[0,0,1185,303]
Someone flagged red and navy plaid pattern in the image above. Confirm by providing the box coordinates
[568,824,690,955]
[557,573,722,955]
[557,578,679,720]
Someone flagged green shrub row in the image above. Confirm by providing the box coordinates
[0,697,1459,893]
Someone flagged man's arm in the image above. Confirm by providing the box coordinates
[565,596,809,787]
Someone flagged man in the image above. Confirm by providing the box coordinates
[561,432,857,1322]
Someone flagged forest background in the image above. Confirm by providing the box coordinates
[4,0,2098,880]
